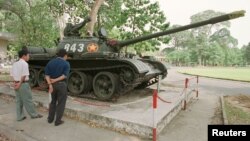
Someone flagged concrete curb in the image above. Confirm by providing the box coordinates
[0,123,38,141]
[220,96,228,125]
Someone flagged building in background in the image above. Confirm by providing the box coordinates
[0,32,15,63]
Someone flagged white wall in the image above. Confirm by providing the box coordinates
[0,39,8,61]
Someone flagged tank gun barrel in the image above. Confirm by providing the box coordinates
[115,10,245,49]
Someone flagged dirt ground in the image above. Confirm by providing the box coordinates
[224,94,250,113]
[208,94,250,125]
[0,133,11,141]
[210,103,223,124]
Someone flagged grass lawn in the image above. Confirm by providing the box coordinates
[224,99,250,124]
[178,67,250,82]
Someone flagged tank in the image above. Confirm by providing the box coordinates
[27,10,245,101]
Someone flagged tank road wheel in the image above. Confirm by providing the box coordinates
[67,71,88,95]
[93,72,118,101]
[120,67,135,85]
[37,69,48,90]
[29,68,38,88]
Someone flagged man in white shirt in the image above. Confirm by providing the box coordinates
[10,49,42,121]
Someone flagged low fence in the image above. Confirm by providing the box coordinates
[152,75,199,141]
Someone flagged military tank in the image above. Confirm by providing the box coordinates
[27,10,245,101]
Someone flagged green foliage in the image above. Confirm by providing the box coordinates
[46,0,89,19]
[1,0,170,54]
[166,49,190,66]
[99,0,169,53]
[169,25,193,49]
[225,99,250,124]
[46,0,65,16]
[242,42,250,64]
[46,0,91,39]
[22,1,59,47]
[165,10,247,67]
[190,10,229,66]
[98,0,124,30]
[1,0,59,51]
[206,42,225,66]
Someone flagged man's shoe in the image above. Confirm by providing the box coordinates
[17,116,26,121]
[55,120,64,126]
[32,114,43,119]
[47,118,53,124]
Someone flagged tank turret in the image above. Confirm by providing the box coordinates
[27,10,245,101]
[64,16,91,37]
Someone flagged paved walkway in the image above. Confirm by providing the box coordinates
[0,97,145,141]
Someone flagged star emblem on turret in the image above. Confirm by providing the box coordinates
[87,43,99,52]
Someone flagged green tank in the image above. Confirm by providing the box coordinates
[27,10,245,101]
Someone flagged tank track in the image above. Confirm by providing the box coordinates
[29,58,166,101]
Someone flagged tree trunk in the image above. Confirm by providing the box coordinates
[56,0,66,40]
[87,0,105,35]
[197,55,201,66]
[57,14,67,40]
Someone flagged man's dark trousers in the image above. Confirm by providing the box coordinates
[48,81,67,123]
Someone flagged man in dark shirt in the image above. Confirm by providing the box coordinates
[45,49,70,126]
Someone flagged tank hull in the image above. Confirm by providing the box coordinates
[28,55,167,100]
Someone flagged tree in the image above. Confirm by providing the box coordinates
[190,10,230,66]
[86,0,105,35]
[169,25,193,49]
[166,49,190,66]
[164,10,242,66]
[206,42,225,66]
[46,0,90,39]
[242,42,250,65]
[108,0,169,53]
[0,0,59,49]
[1,0,170,54]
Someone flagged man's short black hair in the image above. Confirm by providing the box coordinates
[18,49,29,58]
[57,48,67,57]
